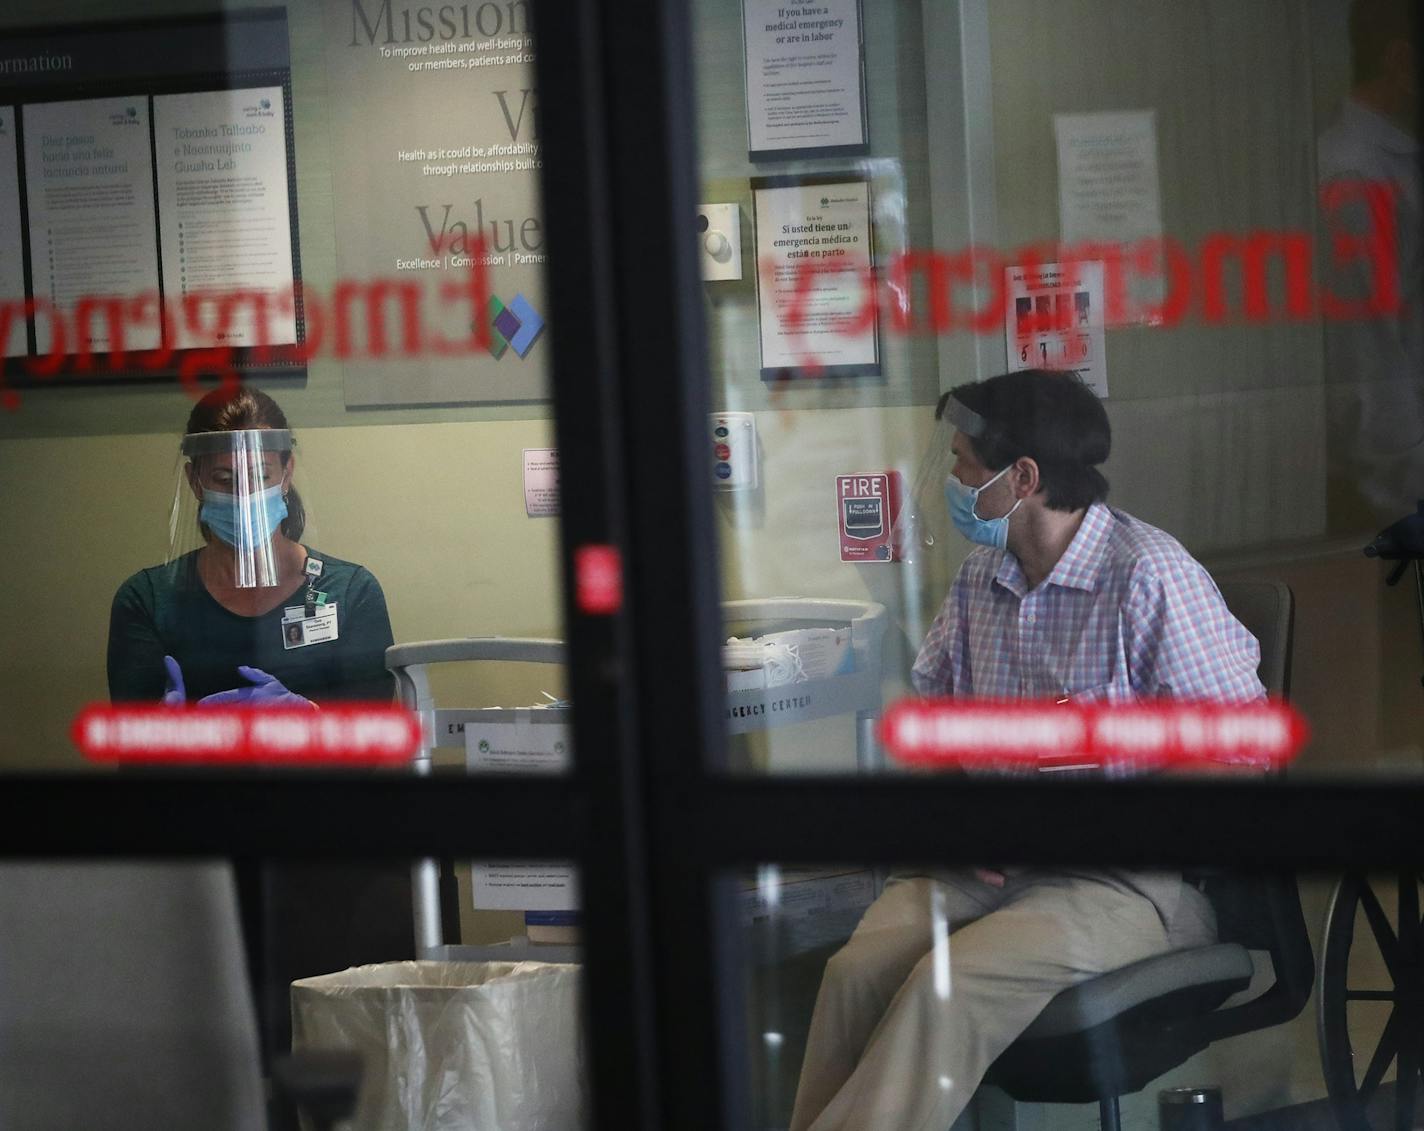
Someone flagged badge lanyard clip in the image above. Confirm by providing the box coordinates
[303,557,324,618]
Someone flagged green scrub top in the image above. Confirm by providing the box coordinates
[107,548,394,703]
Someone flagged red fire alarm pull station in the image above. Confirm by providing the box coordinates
[836,472,904,563]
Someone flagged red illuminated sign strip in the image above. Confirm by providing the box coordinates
[880,698,1310,771]
[72,704,422,766]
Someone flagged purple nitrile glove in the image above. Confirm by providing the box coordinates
[162,655,186,706]
[198,666,317,710]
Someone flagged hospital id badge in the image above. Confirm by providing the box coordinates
[281,602,339,650]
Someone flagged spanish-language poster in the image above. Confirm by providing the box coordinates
[322,0,548,405]
[742,0,867,159]
[23,97,161,354]
[1003,260,1108,397]
[1054,110,1163,323]
[0,108,24,357]
[153,88,296,349]
[753,177,878,379]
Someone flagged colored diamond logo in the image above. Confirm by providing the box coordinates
[505,294,544,358]
[493,305,521,342]
[486,296,509,359]
[486,294,545,360]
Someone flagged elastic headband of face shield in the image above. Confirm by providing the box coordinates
[942,395,987,439]
[893,394,994,561]
[179,428,295,457]
[167,427,316,589]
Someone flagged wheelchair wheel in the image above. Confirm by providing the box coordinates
[1318,872,1424,1130]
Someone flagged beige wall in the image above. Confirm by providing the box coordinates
[0,419,565,767]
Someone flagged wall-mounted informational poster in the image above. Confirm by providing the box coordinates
[752,175,878,380]
[0,108,25,358]
[523,448,560,517]
[23,97,162,354]
[1003,260,1109,398]
[0,10,302,389]
[154,87,297,350]
[742,0,868,161]
[1054,110,1163,323]
[323,0,548,407]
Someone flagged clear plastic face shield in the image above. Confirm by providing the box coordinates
[894,395,989,561]
[167,428,315,588]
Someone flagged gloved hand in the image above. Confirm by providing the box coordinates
[162,655,186,706]
[198,666,317,710]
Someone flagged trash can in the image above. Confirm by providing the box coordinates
[1158,1086,1224,1130]
[292,960,586,1131]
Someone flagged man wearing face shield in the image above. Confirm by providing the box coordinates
[791,370,1266,1131]
[105,385,409,1082]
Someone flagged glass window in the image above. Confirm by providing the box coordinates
[690,0,1423,781]
[0,856,588,1129]
[0,0,568,775]
[729,862,1418,1131]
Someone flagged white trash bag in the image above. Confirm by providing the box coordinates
[291,960,586,1131]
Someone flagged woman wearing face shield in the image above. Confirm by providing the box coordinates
[104,384,409,1079]
[106,385,394,706]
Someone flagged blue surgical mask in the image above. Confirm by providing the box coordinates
[945,466,1022,550]
[200,484,288,551]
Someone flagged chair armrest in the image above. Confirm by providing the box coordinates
[1170,872,1314,1045]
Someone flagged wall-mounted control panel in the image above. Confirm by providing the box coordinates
[711,411,758,489]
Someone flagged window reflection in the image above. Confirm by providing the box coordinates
[738,865,1417,1131]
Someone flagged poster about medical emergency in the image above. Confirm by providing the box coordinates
[753,176,879,379]
[1003,260,1108,398]
[742,0,868,160]
[323,0,548,405]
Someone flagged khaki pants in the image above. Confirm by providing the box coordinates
[789,870,1217,1131]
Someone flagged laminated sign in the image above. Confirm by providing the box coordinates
[837,472,902,563]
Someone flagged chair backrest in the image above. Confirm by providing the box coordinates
[1192,579,1296,946]
[1215,578,1295,699]
[0,861,267,1131]
[1185,580,1314,1035]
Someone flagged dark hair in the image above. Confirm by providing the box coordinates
[1350,0,1416,85]
[936,369,1110,512]
[185,386,306,540]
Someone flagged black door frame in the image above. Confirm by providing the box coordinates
[3,3,1424,1131]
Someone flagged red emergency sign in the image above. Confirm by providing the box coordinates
[880,698,1310,771]
[72,704,422,766]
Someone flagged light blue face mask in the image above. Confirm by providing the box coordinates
[944,466,1022,550]
[200,484,288,551]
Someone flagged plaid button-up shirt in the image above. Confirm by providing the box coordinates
[912,503,1266,770]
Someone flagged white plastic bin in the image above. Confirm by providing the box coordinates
[291,960,586,1131]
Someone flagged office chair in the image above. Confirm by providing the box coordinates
[0,861,360,1131]
[982,579,1314,1131]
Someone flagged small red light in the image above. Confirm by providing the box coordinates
[575,544,623,615]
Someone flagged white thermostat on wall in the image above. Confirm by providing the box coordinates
[710,412,758,490]
[697,203,742,282]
